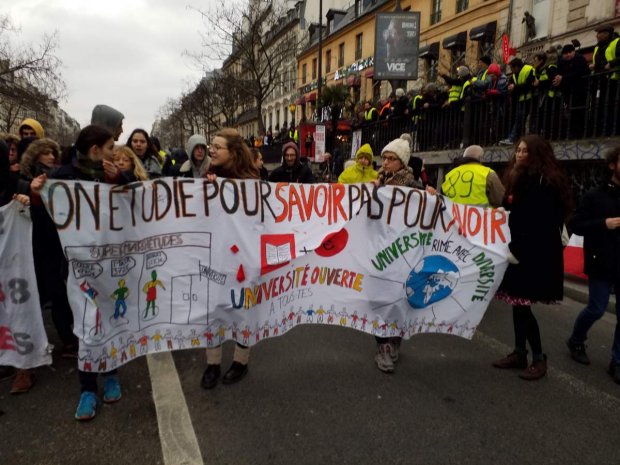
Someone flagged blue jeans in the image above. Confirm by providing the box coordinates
[569,278,620,364]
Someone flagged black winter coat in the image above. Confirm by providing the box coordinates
[499,173,565,301]
[569,181,620,281]
[268,162,314,184]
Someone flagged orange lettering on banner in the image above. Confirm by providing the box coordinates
[274,184,349,224]
[446,204,508,245]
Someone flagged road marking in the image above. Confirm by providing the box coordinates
[147,353,204,465]
[475,331,620,409]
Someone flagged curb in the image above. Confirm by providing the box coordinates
[564,277,616,314]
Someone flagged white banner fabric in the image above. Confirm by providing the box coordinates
[40,179,510,372]
[0,201,52,369]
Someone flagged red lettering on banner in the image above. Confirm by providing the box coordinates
[0,326,17,351]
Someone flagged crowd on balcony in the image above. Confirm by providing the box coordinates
[354,24,619,153]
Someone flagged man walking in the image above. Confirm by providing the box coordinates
[567,145,620,384]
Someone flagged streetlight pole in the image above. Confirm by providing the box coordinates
[317,0,323,122]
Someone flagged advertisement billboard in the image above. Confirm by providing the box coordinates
[374,11,421,80]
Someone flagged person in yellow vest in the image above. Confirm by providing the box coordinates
[337,143,378,184]
[288,126,299,144]
[363,101,379,123]
[499,58,535,145]
[440,145,505,207]
[441,65,471,108]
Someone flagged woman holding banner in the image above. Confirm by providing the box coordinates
[201,128,259,389]
[372,137,422,373]
[493,135,571,380]
[30,125,125,420]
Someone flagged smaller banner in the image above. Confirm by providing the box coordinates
[0,201,52,369]
[315,125,326,163]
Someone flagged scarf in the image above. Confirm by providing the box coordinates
[75,150,105,181]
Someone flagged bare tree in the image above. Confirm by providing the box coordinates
[0,14,66,103]
[189,0,304,134]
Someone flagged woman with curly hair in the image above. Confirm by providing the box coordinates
[493,135,572,380]
[126,128,161,178]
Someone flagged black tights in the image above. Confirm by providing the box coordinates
[512,305,543,357]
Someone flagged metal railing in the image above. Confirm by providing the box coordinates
[357,71,620,154]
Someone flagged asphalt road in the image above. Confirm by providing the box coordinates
[1,295,619,465]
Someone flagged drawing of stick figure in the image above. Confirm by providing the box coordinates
[82,350,93,372]
[255,323,261,343]
[175,330,185,349]
[305,305,315,323]
[241,326,251,345]
[128,335,137,358]
[80,280,102,336]
[111,279,129,319]
[360,313,368,331]
[217,326,225,344]
[110,342,118,368]
[164,329,173,349]
[152,330,162,350]
[263,320,270,338]
[316,305,325,323]
[389,321,398,336]
[190,329,200,346]
[97,348,108,371]
[143,270,165,318]
[119,338,128,363]
[287,309,295,329]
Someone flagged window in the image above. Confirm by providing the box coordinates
[326,49,332,73]
[431,0,442,25]
[456,0,468,13]
[426,60,438,82]
[355,33,363,60]
[327,18,334,35]
[355,0,362,17]
[312,58,317,79]
[302,63,307,84]
[338,42,345,67]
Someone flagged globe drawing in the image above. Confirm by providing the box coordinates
[405,255,460,309]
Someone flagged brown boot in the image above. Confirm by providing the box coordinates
[493,350,528,369]
[10,369,34,394]
[519,357,547,381]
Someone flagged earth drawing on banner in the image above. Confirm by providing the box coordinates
[406,255,460,309]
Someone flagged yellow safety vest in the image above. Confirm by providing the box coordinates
[512,64,535,101]
[537,64,558,98]
[448,84,463,103]
[441,163,493,206]
[412,94,424,123]
[365,107,378,121]
[605,38,620,80]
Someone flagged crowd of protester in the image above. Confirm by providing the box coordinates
[1,24,619,420]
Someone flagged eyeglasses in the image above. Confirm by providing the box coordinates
[381,155,399,162]
[209,143,228,152]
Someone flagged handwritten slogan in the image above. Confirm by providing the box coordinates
[40,179,510,372]
[0,201,52,369]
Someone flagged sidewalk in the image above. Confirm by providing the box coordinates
[564,276,617,313]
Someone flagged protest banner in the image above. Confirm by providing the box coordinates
[40,179,510,372]
[0,201,52,369]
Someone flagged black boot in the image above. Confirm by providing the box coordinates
[222,362,248,385]
[200,364,221,390]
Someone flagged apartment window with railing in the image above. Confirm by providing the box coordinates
[338,42,345,67]
[326,49,332,73]
[431,0,442,25]
[355,33,363,60]
[302,63,307,84]
[312,58,317,79]
[456,0,468,13]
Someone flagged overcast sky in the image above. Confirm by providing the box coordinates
[6,0,220,142]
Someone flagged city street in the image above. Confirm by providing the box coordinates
[1,295,618,465]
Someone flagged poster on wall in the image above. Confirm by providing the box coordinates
[314,125,326,163]
[39,179,510,372]
[374,11,421,80]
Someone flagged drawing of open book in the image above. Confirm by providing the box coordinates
[260,233,296,275]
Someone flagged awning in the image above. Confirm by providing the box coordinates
[419,42,440,60]
[346,75,361,87]
[469,21,497,41]
[294,97,304,105]
[336,120,352,132]
[364,69,374,79]
[442,31,467,50]
[305,92,317,102]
